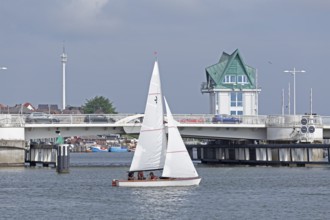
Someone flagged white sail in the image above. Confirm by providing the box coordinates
[129,61,167,172]
[162,98,199,178]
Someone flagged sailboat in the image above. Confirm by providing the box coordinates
[112,61,201,187]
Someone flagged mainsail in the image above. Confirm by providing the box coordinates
[129,61,167,172]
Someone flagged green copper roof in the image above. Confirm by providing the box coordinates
[205,49,256,90]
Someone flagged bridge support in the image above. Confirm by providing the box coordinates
[25,144,57,167]
[25,144,70,172]
[0,140,26,166]
[0,127,26,166]
[187,144,329,166]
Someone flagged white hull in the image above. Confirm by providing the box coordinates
[112,177,201,187]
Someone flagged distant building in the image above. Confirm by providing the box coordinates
[0,104,8,113]
[37,104,61,114]
[0,103,34,114]
[62,105,83,114]
[201,49,261,115]
[0,103,82,114]
[23,102,35,111]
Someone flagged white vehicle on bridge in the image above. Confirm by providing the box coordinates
[25,112,59,124]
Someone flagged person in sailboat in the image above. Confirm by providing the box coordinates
[149,172,157,180]
[128,171,135,180]
[137,171,146,180]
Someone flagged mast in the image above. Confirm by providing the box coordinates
[288,83,291,115]
[310,88,313,114]
[282,89,285,115]
[255,69,258,115]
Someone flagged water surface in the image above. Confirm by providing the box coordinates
[1,153,330,219]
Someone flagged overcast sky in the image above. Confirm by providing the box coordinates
[0,0,329,115]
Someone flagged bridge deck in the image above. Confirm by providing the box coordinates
[1,113,330,140]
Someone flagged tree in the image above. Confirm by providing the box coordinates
[82,96,117,114]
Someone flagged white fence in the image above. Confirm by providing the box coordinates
[1,113,329,127]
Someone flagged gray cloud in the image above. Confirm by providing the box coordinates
[0,0,329,115]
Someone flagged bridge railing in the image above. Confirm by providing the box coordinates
[0,114,133,126]
[0,114,25,127]
[321,116,330,126]
[2,113,330,127]
[1,113,269,126]
[173,114,267,125]
[26,114,133,125]
[267,115,323,127]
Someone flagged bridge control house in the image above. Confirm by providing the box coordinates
[201,49,261,115]
[196,49,330,166]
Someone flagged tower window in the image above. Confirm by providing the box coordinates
[223,75,236,84]
[231,110,243,115]
[237,75,248,84]
[231,92,243,107]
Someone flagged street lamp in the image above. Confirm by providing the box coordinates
[0,67,7,70]
[284,67,306,115]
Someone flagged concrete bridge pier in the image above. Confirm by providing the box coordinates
[0,140,26,166]
[0,128,26,166]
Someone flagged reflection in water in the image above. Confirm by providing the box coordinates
[130,187,195,219]
[0,167,26,172]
